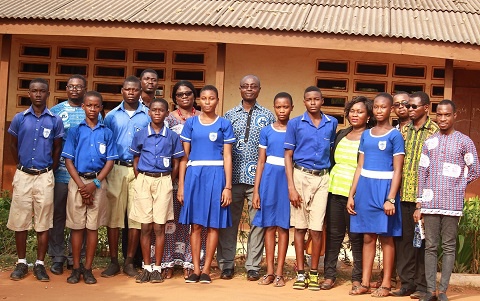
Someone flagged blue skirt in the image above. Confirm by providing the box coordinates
[179,165,231,229]
[350,175,402,236]
[252,164,290,229]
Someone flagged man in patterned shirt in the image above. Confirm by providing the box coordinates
[414,99,479,301]
[218,75,275,281]
[393,91,438,298]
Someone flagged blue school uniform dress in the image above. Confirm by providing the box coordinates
[252,124,290,229]
[350,128,404,236]
[179,116,236,228]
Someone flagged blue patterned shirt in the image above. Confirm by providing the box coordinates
[51,101,103,183]
[224,101,275,185]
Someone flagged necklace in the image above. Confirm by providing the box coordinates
[177,107,196,121]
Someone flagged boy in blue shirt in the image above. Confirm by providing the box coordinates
[7,78,64,282]
[284,86,337,290]
[62,91,118,284]
[103,76,150,277]
[129,98,184,283]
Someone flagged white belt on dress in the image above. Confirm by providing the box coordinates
[187,160,224,166]
[361,168,393,179]
[266,155,285,166]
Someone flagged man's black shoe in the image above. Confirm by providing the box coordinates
[33,264,50,282]
[220,268,234,280]
[247,270,260,281]
[50,262,64,275]
[419,292,437,301]
[392,287,416,297]
[83,269,97,284]
[67,268,81,284]
[10,263,28,281]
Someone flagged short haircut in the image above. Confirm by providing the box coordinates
[393,91,409,98]
[149,97,169,111]
[240,75,260,87]
[200,85,218,98]
[438,99,456,112]
[84,91,103,104]
[304,86,322,97]
[171,80,197,104]
[374,92,393,105]
[29,78,49,90]
[68,74,87,87]
[124,75,141,87]
[345,96,375,128]
[140,69,158,79]
[274,92,293,105]
[410,91,430,105]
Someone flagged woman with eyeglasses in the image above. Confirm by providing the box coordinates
[160,80,204,280]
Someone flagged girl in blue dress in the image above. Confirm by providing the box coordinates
[347,92,405,297]
[178,85,236,284]
[252,92,293,287]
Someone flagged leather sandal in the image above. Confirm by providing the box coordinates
[273,275,285,287]
[350,283,370,295]
[258,274,275,285]
[371,286,391,298]
[320,279,335,290]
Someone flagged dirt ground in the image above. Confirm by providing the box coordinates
[1,266,479,301]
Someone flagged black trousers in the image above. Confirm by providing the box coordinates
[323,194,363,282]
[394,202,427,291]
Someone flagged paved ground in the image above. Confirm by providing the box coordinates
[1,267,479,301]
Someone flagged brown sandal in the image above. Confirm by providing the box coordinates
[273,275,285,287]
[350,284,370,295]
[258,274,275,285]
[371,286,391,298]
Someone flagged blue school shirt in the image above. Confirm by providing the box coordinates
[8,106,64,169]
[51,101,103,183]
[284,112,337,170]
[129,123,184,173]
[104,101,150,162]
[61,120,118,173]
[224,101,275,185]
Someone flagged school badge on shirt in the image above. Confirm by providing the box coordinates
[43,127,51,138]
[99,143,106,154]
[378,140,386,151]
[163,157,170,168]
[209,132,217,142]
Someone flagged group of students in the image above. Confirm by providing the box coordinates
[5,72,479,301]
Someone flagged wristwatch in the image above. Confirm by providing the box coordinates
[93,178,101,188]
[385,198,396,204]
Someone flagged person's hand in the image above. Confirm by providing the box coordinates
[177,185,184,205]
[221,188,232,207]
[252,192,260,209]
[289,188,302,208]
[346,196,356,215]
[384,201,395,216]
[413,209,422,223]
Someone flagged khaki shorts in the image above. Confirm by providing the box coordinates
[129,173,174,224]
[7,169,54,232]
[66,178,108,230]
[105,165,139,229]
[290,169,329,231]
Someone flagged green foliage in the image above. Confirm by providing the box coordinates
[457,196,480,273]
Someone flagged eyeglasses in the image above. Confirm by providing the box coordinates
[175,91,194,98]
[405,104,424,109]
[240,84,259,90]
[66,85,84,91]
[393,102,407,108]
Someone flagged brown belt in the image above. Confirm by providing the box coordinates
[17,164,52,175]
[140,171,171,178]
[294,163,328,176]
[78,171,100,179]
[115,160,133,167]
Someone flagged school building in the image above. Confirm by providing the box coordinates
[1,0,480,192]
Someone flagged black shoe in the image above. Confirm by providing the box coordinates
[66,263,73,270]
[83,269,97,284]
[392,287,416,297]
[247,270,260,281]
[50,262,64,275]
[220,268,234,280]
[419,292,437,301]
[67,268,81,284]
[10,263,28,281]
[412,291,428,299]
[199,273,212,284]
[136,269,151,283]
[185,273,200,283]
[150,270,164,283]
[123,263,139,277]
[437,293,448,301]
[33,264,50,282]
[101,262,120,278]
